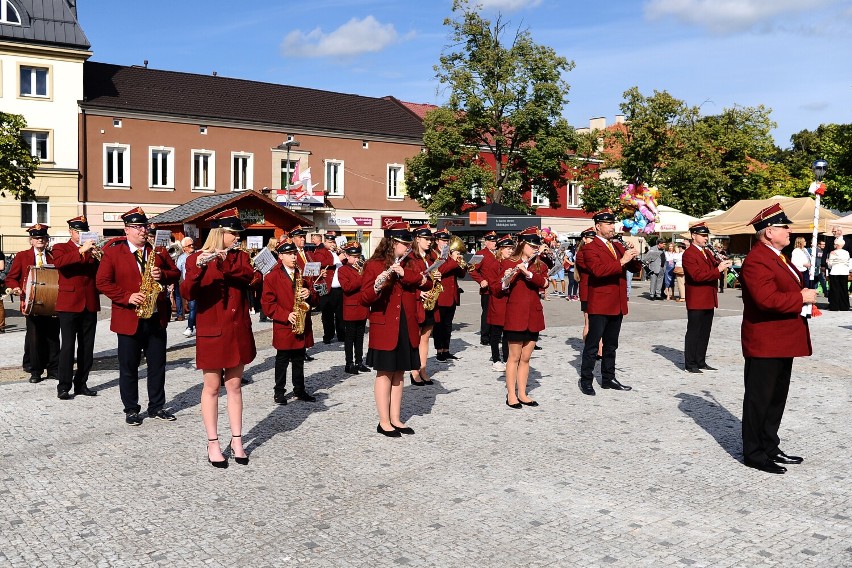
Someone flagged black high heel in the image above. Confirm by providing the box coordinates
[505,396,522,409]
[392,424,415,435]
[377,423,401,437]
[230,435,249,465]
[207,438,228,469]
[409,373,426,386]
[518,399,539,407]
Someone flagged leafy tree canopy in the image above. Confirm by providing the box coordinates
[0,112,38,200]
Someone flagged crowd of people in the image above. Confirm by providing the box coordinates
[1,204,848,475]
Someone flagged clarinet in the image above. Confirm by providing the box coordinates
[373,248,411,293]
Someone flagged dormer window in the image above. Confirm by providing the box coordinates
[1,0,21,25]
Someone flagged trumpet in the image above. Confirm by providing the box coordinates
[373,249,410,293]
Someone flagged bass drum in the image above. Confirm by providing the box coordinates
[23,266,59,317]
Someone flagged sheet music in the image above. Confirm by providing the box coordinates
[426,259,446,273]
[439,244,450,260]
[303,262,321,277]
[252,248,278,275]
[154,230,172,248]
[79,231,99,245]
[467,254,483,266]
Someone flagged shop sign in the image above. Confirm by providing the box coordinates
[240,208,265,225]
[328,216,373,227]
[103,212,123,222]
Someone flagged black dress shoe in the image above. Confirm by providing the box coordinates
[273,395,288,405]
[505,396,522,409]
[344,364,360,375]
[293,392,316,402]
[305,354,315,362]
[518,399,539,407]
[29,375,43,384]
[745,459,786,474]
[357,363,371,373]
[409,373,426,386]
[699,365,717,371]
[57,390,73,400]
[73,387,98,397]
[772,451,803,464]
[392,424,415,435]
[685,367,703,374]
[533,345,542,351]
[322,339,332,345]
[601,379,632,391]
[578,380,596,396]
[377,423,401,437]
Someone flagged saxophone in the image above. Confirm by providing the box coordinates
[422,270,443,311]
[292,267,310,335]
[135,250,164,319]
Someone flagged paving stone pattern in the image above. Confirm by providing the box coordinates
[0,292,850,567]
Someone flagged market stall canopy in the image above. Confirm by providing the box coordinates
[655,205,698,233]
[704,196,838,235]
[831,212,852,233]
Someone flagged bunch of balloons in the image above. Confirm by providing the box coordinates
[619,184,660,235]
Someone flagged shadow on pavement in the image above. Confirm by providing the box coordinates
[651,344,683,369]
[675,390,742,461]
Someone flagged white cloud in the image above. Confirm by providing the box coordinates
[644,0,837,33]
[476,0,543,10]
[282,16,400,58]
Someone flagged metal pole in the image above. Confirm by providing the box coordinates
[286,146,291,208]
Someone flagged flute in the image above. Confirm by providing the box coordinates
[373,248,410,293]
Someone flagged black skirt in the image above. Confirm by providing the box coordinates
[420,307,436,328]
[366,308,421,372]
[504,329,539,342]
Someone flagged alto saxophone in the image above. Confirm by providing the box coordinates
[292,267,310,335]
[422,270,443,311]
[135,250,164,319]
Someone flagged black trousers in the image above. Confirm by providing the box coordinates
[684,308,714,370]
[275,348,306,396]
[489,324,509,363]
[580,314,623,384]
[742,357,793,464]
[320,288,345,342]
[25,315,59,379]
[828,275,849,310]
[479,294,491,343]
[434,305,456,351]
[57,310,97,393]
[344,320,366,366]
[117,317,167,415]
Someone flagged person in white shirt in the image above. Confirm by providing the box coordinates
[790,236,812,288]
[672,242,686,302]
[826,237,850,311]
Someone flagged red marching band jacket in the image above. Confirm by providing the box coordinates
[740,243,811,359]
[486,257,509,326]
[262,263,319,350]
[495,257,549,333]
[436,257,464,308]
[469,248,498,296]
[576,237,641,316]
[359,258,423,351]
[575,246,589,303]
[682,244,720,310]
[338,262,369,321]
[51,240,101,313]
[406,252,443,324]
[95,239,180,335]
[5,247,55,312]
[310,245,337,291]
[181,249,257,368]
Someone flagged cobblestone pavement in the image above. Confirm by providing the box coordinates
[0,283,850,567]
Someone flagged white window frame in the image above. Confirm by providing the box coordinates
[324,159,344,197]
[387,163,404,200]
[21,130,49,161]
[1,0,21,24]
[149,146,175,190]
[191,150,215,192]
[566,182,582,208]
[531,186,550,207]
[19,65,49,98]
[103,143,131,188]
[232,152,253,191]
[21,199,49,227]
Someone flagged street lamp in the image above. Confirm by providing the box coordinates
[812,159,828,182]
[276,138,300,206]
[807,158,828,307]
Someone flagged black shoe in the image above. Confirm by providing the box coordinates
[533,345,542,351]
[207,438,228,469]
[323,339,332,345]
[305,354,315,362]
[601,379,632,391]
[505,396,522,409]
[392,424,415,435]
[409,373,426,386]
[685,367,703,374]
[771,451,803,465]
[229,435,249,465]
[595,354,602,361]
[699,365,717,371]
[518,399,539,407]
[293,391,316,402]
[436,352,447,362]
[125,412,143,426]
[745,459,786,474]
[357,363,371,373]
[150,409,177,421]
[578,380,596,396]
[57,390,73,400]
[377,423,401,437]
[480,340,490,346]
[29,375,43,384]
[445,353,459,360]
[73,387,98,397]
[344,364,360,375]
[274,394,288,405]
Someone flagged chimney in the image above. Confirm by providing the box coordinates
[66,0,77,17]
[589,117,607,131]
[615,115,626,124]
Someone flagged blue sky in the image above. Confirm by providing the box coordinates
[79,0,852,147]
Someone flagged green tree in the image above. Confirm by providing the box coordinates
[405,0,576,215]
[783,123,852,211]
[573,130,621,213]
[0,111,39,200]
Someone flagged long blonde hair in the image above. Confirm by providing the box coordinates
[201,228,225,253]
[794,237,806,249]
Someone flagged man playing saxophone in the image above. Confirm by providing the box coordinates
[95,208,180,426]
[262,238,319,405]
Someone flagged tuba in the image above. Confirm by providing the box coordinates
[292,267,310,335]
[135,249,164,319]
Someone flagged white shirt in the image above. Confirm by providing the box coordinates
[329,250,343,288]
[672,251,684,268]
[790,247,811,272]
[827,249,850,276]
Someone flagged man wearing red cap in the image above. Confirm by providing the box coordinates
[740,204,815,474]
[52,216,101,399]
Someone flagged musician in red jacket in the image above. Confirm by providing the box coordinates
[314,232,345,344]
[575,210,641,396]
[52,216,100,399]
[433,229,465,362]
[5,223,59,384]
[181,208,256,468]
[95,208,180,426]
[338,242,370,375]
[740,204,815,474]
[469,231,499,345]
[682,222,733,373]
[485,235,515,372]
[497,227,550,408]
[359,222,425,437]
[407,224,442,385]
[289,225,318,363]
[262,239,319,405]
